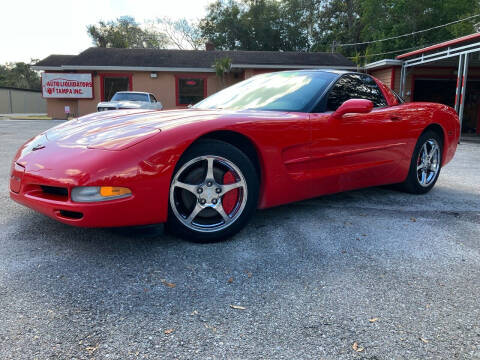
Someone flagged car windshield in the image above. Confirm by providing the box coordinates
[193,71,337,112]
[111,93,149,102]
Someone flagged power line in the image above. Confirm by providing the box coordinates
[348,45,424,59]
[338,13,480,47]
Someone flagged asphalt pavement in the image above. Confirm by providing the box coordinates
[1,119,479,359]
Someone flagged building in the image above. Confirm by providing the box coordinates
[366,33,480,137]
[33,47,356,119]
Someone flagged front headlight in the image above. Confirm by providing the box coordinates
[71,186,132,202]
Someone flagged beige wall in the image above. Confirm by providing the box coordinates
[45,70,245,119]
[370,67,395,89]
[369,67,401,94]
[392,67,400,93]
[244,69,255,79]
[47,99,79,119]
[0,88,46,114]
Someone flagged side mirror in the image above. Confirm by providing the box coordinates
[332,99,373,119]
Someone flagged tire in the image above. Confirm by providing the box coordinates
[166,139,259,242]
[399,130,443,194]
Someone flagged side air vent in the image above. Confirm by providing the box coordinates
[40,185,68,197]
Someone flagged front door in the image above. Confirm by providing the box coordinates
[309,74,408,196]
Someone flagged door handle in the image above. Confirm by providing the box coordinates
[390,115,402,121]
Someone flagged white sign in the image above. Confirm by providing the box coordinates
[42,73,93,99]
[64,106,70,113]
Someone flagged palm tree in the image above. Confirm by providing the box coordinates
[214,57,232,88]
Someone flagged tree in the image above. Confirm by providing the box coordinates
[199,0,480,65]
[214,57,232,87]
[199,0,310,51]
[87,16,169,48]
[309,0,365,55]
[355,0,480,62]
[200,0,247,50]
[155,17,205,50]
[0,60,41,90]
[279,0,323,51]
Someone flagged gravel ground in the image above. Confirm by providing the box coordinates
[0,120,479,360]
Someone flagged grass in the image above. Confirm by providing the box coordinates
[0,115,52,120]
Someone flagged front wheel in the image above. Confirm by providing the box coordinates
[166,140,259,242]
[400,130,443,194]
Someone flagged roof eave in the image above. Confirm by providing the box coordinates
[34,64,358,72]
[231,64,357,69]
[32,66,64,71]
[397,32,480,60]
[61,65,216,72]
[364,59,403,70]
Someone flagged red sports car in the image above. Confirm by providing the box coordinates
[10,70,459,242]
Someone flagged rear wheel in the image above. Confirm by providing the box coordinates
[166,140,259,242]
[400,130,442,194]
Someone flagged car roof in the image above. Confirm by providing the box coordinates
[115,91,151,95]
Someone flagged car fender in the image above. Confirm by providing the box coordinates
[129,111,312,214]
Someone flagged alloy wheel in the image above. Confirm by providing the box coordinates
[416,138,440,187]
[169,155,248,233]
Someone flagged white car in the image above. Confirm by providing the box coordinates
[97,91,163,112]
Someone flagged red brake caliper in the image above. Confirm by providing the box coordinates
[222,171,238,215]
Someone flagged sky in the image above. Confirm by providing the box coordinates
[0,0,215,64]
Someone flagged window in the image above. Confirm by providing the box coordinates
[149,94,157,103]
[177,77,206,106]
[100,73,132,101]
[360,75,388,107]
[194,71,337,112]
[326,74,387,111]
[112,93,148,102]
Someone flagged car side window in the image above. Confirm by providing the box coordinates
[359,74,388,107]
[326,76,357,111]
[149,94,157,103]
[326,74,388,111]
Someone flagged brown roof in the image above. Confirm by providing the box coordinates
[34,47,355,69]
[34,55,76,67]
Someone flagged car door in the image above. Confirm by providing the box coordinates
[309,73,409,196]
[147,94,154,109]
[149,94,162,110]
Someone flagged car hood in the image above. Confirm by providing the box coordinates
[97,101,146,108]
[41,108,240,151]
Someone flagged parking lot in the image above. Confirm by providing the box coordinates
[0,119,479,359]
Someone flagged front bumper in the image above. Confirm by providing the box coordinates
[10,187,138,227]
[9,162,169,228]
